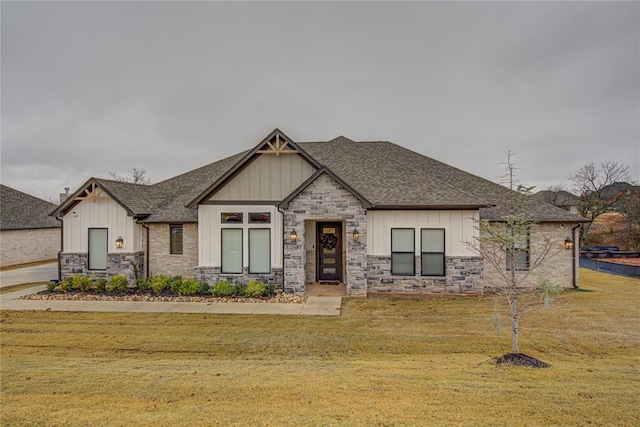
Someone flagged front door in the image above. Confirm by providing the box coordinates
[316,222,342,282]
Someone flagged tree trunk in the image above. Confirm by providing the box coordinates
[509,293,520,354]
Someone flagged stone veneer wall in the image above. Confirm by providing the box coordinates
[60,251,144,283]
[305,249,316,284]
[194,267,284,288]
[481,222,576,289]
[147,223,198,278]
[1,228,60,268]
[367,255,483,294]
[283,173,367,295]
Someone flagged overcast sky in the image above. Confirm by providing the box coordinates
[1,1,638,202]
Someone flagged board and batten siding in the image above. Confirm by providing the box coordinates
[62,197,142,253]
[208,154,315,201]
[366,210,479,256]
[198,205,283,268]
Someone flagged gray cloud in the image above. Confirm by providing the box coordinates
[2,1,638,201]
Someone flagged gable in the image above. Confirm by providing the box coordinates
[208,150,316,202]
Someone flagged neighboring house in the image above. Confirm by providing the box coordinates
[51,129,586,295]
[533,189,580,213]
[1,185,61,268]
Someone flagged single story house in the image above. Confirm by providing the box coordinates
[1,184,61,268]
[51,129,586,295]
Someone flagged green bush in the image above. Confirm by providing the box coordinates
[136,278,151,293]
[59,277,73,293]
[46,281,59,292]
[95,278,108,293]
[245,279,267,298]
[198,281,211,295]
[72,276,93,292]
[177,278,201,296]
[232,282,246,297]
[170,276,183,294]
[150,275,172,295]
[265,284,276,297]
[107,275,129,293]
[213,280,234,297]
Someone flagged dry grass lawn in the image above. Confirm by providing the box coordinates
[1,269,638,426]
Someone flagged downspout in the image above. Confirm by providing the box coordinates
[57,217,63,281]
[572,224,580,289]
[142,224,150,278]
[277,206,286,292]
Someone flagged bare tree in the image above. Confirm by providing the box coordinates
[109,167,150,185]
[570,160,630,241]
[468,152,559,362]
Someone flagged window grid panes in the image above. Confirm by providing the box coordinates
[170,225,183,254]
[249,229,270,273]
[421,229,445,276]
[391,228,415,275]
[221,229,243,273]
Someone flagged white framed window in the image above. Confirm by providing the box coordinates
[249,229,270,273]
[421,229,445,276]
[391,228,415,275]
[221,228,243,273]
[170,224,183,254]
[88,228,108,270]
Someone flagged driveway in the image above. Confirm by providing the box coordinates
[0,262,58,288]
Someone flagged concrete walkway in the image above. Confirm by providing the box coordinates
[0,286,342,316]
[0,262,58,288]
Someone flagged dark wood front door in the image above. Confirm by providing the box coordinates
[316,222,342,282]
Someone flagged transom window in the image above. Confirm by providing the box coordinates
[421,229,445,276]
[221,212,243,223]
[249,212,271,224]
[391,228,415,275]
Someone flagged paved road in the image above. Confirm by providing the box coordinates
[0,262,58,288]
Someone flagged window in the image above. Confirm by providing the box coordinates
[88,228,108,270]
[249,212,271,224]
[421,229,445,276]
[221,229,243,273]
[249,229,270,273]
[391,228,415,275]
[170,225,183,254]
[507,227,530,271]
[221,213,243,223]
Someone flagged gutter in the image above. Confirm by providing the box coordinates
[572,224,580,289]
[57,217,63,281]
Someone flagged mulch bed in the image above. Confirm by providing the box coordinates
[21,291,307,304]
[494,353,550,368]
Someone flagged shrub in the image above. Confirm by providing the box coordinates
[245,279,267,298]
[198,281,211,295]
[136,278,151,293]
[213,280,234,297]
[150,275,172,295]
[170,276,184,294]
[107,275,129,293]
[177,278,201,296]
[46,280,59,292]
[72,276,93,293]
[95,278,108,293]
[265,284,276,297]
[232,282,246,297]
[59,277,73,293]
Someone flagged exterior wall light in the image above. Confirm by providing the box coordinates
[564,237,574,250]
[115,236,124,249]
[353,228,360,242]
[290,229,297,243]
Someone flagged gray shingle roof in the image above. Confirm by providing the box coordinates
[54,132,587,223]
[1,185,61,230]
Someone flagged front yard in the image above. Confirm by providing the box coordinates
[1,269,638,426]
